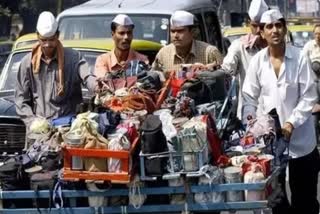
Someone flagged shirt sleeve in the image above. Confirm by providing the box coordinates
[241,54,261,121]
[151,49,164,71]
[14,56,36,126]
[286,54,318,128]
[78,55,97,94]
[207,45,223,66]
[221,40,241,76]
[302,42,310,57]
[94,54,108,78]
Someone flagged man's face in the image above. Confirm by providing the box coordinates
[170,26,193,49]
[249,20,261,36]
[314,26,320,45]
[261,20,287,46]
[112,25,133,51]
[38,33,59,57]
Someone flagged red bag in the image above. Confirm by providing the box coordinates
[202,115,223,164]
[170,77,185,97]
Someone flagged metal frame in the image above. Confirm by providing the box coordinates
[0,167,280,213]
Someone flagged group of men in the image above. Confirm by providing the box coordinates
[14,0,320,213]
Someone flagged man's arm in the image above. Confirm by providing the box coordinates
[206,45,223,69]
[241,55,261,122]
[78,56,97,94]
[221,39,241,75]
[151,49,164,71]
[94,54,108,78]
[286,54,318,128]
[14,56,36,126]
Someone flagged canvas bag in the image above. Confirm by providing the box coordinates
[140,115,168,176]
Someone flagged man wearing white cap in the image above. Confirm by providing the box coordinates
[94,14,148,77]
[243,9,320,214]
[152,10,223,76]
[303,24,320,139]
[15,11,97,128]
[222,0,268,120]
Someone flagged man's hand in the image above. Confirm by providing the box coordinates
[312,103,320,113]
[281,122,294,141]
[206,62,221,71]
[190,63,207,72]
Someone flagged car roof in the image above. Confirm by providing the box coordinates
[57,0,216,19]
[223,27,251,37]
[287,24,314,32]
[13,33,162,52]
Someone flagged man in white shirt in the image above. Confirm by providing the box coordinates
[242,9,320,214]
[303,24,320,64]
[222,0,268,119]
[303,24,320,141]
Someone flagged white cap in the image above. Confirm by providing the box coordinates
[170,10,194,27]
[248,0,268,22]
[260,9,284,24]
[112,14,134,26]
[36,11,58,37]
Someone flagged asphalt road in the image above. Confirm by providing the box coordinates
[221,168,320,214]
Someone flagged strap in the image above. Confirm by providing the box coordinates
[53,180,64,208]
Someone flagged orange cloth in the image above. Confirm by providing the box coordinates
[94,49,149,78]
[31,41,65,96]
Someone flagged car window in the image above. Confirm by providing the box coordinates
[0,50,103,92]
[204,11,223,50]
[15,40,38,49]
[0,52,27,92]
[59,15,170,45]
[291,31,313,47]
[192,13,206,42]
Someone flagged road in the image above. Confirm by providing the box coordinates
[222,169,320,214]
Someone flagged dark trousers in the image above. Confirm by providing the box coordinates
[272,147,320,214]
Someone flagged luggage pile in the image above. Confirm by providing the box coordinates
[0,62,285,212]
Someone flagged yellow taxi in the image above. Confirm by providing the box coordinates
[287,24,314,48]
[12,33,162,63]
[222,27,250,42]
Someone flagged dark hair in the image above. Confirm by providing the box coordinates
[111,22,134,32]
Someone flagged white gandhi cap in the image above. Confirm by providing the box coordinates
[248,0,268,22]
[36,11,58,37]
[112,14,134,26]
[260,9,284,24]
[170,10,194,27]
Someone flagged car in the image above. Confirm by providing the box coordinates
[288,24,314,48]
[222,26,250,42]
[0,38,162,159]
[11,33,38,50]
[56,0,226,54]
[0,40,13,73]
[223,25,296,47]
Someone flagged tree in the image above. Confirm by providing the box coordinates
[0,0,88,37]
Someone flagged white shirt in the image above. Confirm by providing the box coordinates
[222,36,260,118]
[242,45,318,158]
[302,40,320,63]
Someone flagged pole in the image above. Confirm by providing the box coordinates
[57,0,63,15]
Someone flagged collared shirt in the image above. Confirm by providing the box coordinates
[151,40,223,72]
[222,34,261,118]
[15,48,97,127]
[94,49,149,78]
[242,44,318,158]
[302,39,320,63]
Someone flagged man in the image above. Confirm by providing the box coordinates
[152,10,223,76]
[242,9,320,214]
[15,11,97,128]
[94,14,148,77]
[222,0,268,119]
[303,24,320,140]
[303,24,320,64]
